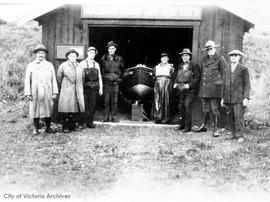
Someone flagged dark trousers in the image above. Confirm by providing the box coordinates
[103,83,119,120]
[226,103,245,138]
[178,91,195,128]
[201,98,220,116]
[84,87,98,124]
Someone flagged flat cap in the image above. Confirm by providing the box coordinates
[228,49,244,56]
[33,44,48,53]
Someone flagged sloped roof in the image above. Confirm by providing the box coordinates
[13,4,62,26]
[12,3,254,29]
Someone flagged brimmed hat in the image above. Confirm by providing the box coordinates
[202,40,220,50]
[160,52,169,58]
[106,41,118,48]
[179,48,192,56]
[65,48,79,59]
[228,49,244,57]
[33,44,48,53]
[88,46,98,54]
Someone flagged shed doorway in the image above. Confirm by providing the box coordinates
[88,26,193,121]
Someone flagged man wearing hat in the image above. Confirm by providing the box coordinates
[80,46,103,128]
[195,40,228,137]
[57,48,85,133]
[221,50,250,142]
[153,52,174,124]
[24,44,58,135]
[173,48,200,132]
[100,41,124,122]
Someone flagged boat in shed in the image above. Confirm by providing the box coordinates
[121,64,154,102]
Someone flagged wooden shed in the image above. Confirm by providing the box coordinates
[23,3,254,124]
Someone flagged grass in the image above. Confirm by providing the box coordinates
[0,100,270,202]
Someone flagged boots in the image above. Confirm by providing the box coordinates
[195,113,208,132]
[45,117,55,133]
[62,113,70,133]
[33,118,40,135]
[178,117,185,130]
[111,116,119,123]
[212,115,220,137]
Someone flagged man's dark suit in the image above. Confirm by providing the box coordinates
[223,63,251,138]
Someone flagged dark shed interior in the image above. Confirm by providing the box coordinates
[89,26,193,68]
[89,26,193,120]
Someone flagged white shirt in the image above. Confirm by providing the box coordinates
[231,63,238,73]
[155,63,174,77]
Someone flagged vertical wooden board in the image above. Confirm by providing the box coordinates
[82,23,89,47]
[236,17,245,50]
[213,8,225,56]
[47,13,56,64]
[228,14,244,51]
[42,18,49,49]
[73,5,82,44]
[198,6,215,60]
[61,7,69,44]
[222,10,231,60]
[192,25,200,63]
[55,8,63,44]
[68,6,74,44]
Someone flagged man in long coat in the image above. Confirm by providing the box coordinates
[24,44,58,135]
[57,48,85,133]
[221,50,250,143]
[195,40,228,137]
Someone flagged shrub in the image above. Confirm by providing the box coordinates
[243,29,270,123]
[0,21,41,100]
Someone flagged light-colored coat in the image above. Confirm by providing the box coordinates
[24,59,58,119]
[57,61,85,113]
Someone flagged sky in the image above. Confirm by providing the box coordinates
[0,0,270,31]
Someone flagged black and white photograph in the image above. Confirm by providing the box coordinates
[0,0,270,201]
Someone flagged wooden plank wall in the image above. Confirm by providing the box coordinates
[39,5,248,125]
[41,5,85,70]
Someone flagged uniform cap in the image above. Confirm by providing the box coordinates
[202,40,220,50]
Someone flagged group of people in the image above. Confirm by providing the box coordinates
[152,40,250,142]
[24,41,123,134]
[24,39,250,142]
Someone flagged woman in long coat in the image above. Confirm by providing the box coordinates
[24,44,58,135]
[153,52,174,124]
[57,48,85,133]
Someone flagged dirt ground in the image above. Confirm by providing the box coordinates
[0,101,270,202]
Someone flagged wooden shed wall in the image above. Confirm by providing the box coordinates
[38,5,250,125]
[40,5,86,71]
[197,6,246,61]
